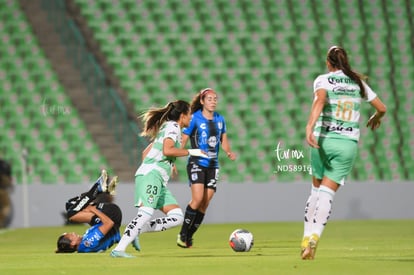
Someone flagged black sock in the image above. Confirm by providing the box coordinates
[179,205,197,239]
[88,183,101,199]
[188,211,205,239]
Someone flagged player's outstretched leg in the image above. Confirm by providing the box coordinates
[111,207,154,257]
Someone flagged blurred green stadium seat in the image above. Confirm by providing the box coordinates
[0,2,109,184]
[64,0,414,182]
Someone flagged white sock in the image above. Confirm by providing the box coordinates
[303,186,319,237]
[141,208,184,233]
[312,185,336,237]
[113,207,154,251]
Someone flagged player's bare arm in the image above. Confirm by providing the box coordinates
[85,205,114,236]
[306,89,326,148]
[367,97,387,130]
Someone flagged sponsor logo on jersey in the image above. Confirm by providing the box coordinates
[328,77,356,85]
[83,240,92,247]
[191,163,202,172]
[208,136,217,147]
[332,86,358,96]
[73,196,89,211]
[326,123,353,132]
[148,195,154,204]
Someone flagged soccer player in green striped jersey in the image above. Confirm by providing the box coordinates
[111,100,208,258]
[301,46,387,260]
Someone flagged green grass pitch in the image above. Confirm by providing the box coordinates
[0,220,413,275]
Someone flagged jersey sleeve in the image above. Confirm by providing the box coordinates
[77,225,105,252]
[313,75,328,92]
[221,116,227,134]
[164,121,180,143]
[183,114,196,136]
[362,81,377,102]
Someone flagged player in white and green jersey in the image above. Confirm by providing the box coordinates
[111,100,208,258]
[313,71,378,141]
[301,46,387,260]
[135,121,182,190]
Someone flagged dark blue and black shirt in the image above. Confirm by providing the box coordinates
[183,110,227,168]
[77,223,121,253]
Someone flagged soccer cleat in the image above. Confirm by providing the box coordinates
[108,176,119,195]
[186,238,193,248]
[110,250,135,258]
[301,234,319,260]
[300,236,310,256]
[132,236,141,251]
[176,234,189,248]
[96,170,108,193]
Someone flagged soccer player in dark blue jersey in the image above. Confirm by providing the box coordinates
[56,170,122,253]
[177,88,236,248]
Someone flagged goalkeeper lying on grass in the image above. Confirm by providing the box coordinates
[55,169,121,253]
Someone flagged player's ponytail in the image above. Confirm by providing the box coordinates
[139,100,190,139]
[327,46,366,98]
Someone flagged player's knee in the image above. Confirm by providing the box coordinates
[190,197,204,209]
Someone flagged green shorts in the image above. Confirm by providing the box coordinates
[134,171,178,209]
[310,137,358,185]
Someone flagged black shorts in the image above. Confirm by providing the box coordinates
[92,202,122,241]
[186,162,219,191]
[90,203,122,227]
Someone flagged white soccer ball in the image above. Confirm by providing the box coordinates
[229,229,254,252]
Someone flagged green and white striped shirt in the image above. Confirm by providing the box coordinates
[313,70,377,141]
[135,121,182,186]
